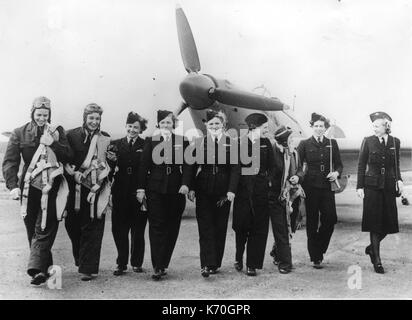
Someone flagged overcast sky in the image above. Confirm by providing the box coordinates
[0,0,411,146]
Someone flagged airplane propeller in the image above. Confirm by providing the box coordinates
[175,5,289,114]
[176,4,201,73]
[174,101,189,117]
[1,131,12,138]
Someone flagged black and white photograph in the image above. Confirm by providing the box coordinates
[0,0,411,306]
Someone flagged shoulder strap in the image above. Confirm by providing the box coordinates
[393,136,398,182]
[329,138,333,172]
[81,134,99,169]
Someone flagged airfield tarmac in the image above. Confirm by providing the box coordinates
[0,179,411,300]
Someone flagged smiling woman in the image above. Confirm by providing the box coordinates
[233,113,275,277]
[108,111,148,276]
[136,109,192,281]
[1,96,73,286]
[64,103,111,282]
[296,112,343,269]
[189,109,239,278]
[357,111,403,275]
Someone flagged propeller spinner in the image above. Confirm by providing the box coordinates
[175,5,289,114]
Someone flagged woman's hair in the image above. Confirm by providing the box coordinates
[126,112,148,132]
[309,116,330,129]
[155,113,178,129]
[137,116,148,132]
[384,119,391,134]
[376,118,392,134]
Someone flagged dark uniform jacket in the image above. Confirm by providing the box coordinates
[296,136,343,189]
[357,135,401,191]
[137,134,192,194]
[237,136,276,198]
[109,136,145,197]
[2,121,72,191]
[191,134,240,196]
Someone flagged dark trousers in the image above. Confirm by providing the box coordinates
[146,192,185,270]
[304,186,337,262]
[268,190,292,270]
[111,198,148,267]
[195,193,230,268]
[65,186,106,274]
[233,195,269,269]
[25,186,59,277]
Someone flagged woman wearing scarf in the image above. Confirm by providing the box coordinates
[2,96,72,285]
[357,112,403,274]
[268,125,304,274]
[187,109,240,277]
[233,113,276,276]
[108,112,148,276]
[64,103,111,281]
[136,110,192,280]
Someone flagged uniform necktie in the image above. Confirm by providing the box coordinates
[84,133,91,145]
[129,138,134,150]
[37,125,45,137]
[381,137,385,147]
[317,137,322,144]
[214,137,219,162]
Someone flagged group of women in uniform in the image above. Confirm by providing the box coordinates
[2,97,404,285]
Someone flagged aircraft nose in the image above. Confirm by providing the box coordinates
[179,73,215,109]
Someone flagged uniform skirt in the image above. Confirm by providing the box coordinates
[362,188,399,234]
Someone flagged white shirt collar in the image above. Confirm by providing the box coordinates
[313,135,324,143]
[161,132,172,141]
[379,134,388,144]
[83,128,98,143]
[248,131,261,143]
[127,135,136,142]
[210,132,223,142]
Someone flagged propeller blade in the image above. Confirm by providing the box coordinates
[325,124,346,139]
[176,5,201,73]
[174,102,189,116]
[1,131,12,138]
[209,87,288,111]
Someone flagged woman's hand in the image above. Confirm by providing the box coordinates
[136,190,146,203]
[40,132,54,146]
[106,151,117,162]
[327,171,339,181]
[188,190,195,202]
[227,192,235,202]
[289,175,299,185]
[179,185,189,195]
[74,171,83,184]
[10,188,20,200]
[356,188,364,199]
[397,180,404,195]
[65,164,76,176]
